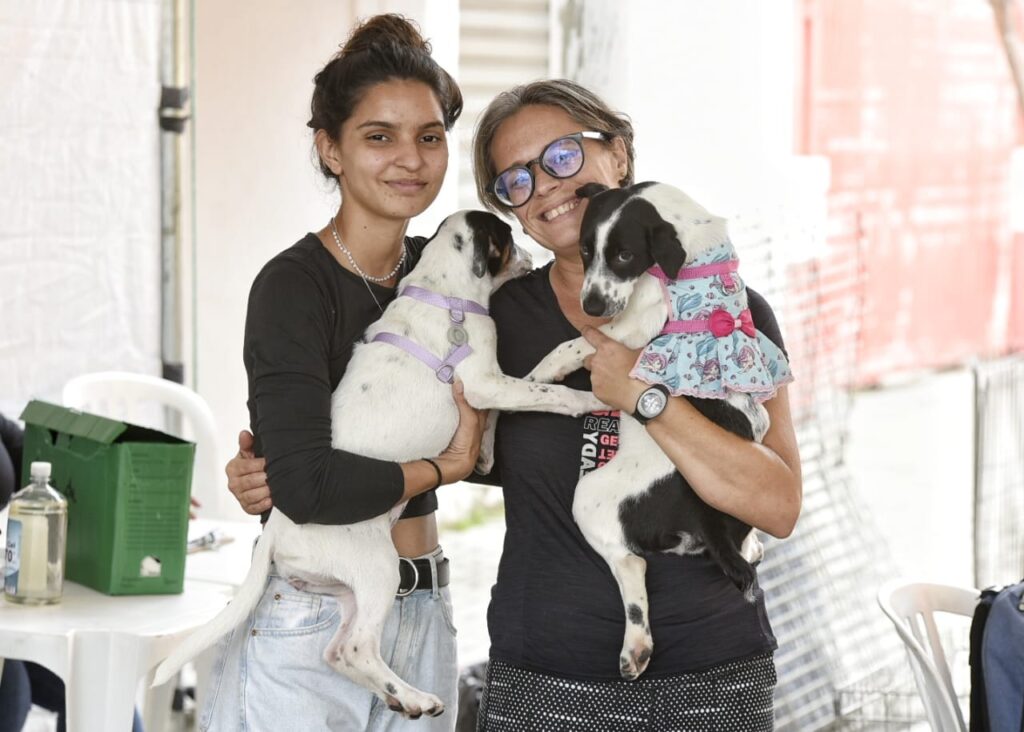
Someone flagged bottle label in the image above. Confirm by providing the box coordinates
[4,518,21,594]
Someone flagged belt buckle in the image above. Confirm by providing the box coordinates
[396,556,420,597]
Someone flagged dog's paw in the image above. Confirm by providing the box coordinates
[740,532,764,566]
[384,689,444,720]
[619,643,653,681]
[475,450,495,475]
[524,363,558,384]
[579,392,610,415]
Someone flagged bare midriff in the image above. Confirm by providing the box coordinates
[392,514,439,557]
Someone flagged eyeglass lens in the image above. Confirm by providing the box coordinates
[495,135,586,207]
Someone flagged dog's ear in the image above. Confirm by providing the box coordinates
[466,211,513,278]
[650,222,685,277]
[576,182,609,199]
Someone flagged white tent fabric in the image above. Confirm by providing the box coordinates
[0,0,162,418]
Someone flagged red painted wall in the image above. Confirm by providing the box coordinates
[801,0,1023,384]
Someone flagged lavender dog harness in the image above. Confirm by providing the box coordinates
[631,241,793,402]
[371,285,489,384]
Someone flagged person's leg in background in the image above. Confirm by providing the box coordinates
[0,659,32,732]
[23,661,144,732]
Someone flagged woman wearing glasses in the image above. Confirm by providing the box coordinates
[469,80,801,730]
[227,78,801,730]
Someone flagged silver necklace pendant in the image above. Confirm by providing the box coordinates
[329,217,406,283]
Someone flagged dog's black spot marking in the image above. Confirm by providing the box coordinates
[360,383,370,392]
[637,648,652,665]
[385,683,397,695]
[628,604,644,625]
[454,233,464,251]
[388,704,403,712]
[408,712,422,720]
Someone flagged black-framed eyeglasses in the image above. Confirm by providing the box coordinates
[490,131,612,208]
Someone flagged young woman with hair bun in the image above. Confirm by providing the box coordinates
[208,15,480,731]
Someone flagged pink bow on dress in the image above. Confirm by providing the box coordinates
[708,308,755,338]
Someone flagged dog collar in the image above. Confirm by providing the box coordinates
[399,285,489,320]
[648,258,740,287]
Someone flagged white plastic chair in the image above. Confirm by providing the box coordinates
[877,580,979,732]
[62,371,246,732]
[62,371,241,521]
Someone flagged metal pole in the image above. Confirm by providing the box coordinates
[159,0,190,387]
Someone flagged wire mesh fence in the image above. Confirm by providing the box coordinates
[973,354,1024,589]
[731,186,911,730]
[735,193,1022,729]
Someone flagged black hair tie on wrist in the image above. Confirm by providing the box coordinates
[423,458,443,490]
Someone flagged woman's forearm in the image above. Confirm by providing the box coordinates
[645,387,802,537]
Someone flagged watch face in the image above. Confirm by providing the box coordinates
[638,388,667,418]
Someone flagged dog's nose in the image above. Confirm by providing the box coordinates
[582,291,607,317]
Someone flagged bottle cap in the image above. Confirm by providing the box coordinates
[30,461,52,480]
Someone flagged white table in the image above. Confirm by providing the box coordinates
[185,517,263,588]
[0,518,263,732]
[0,580,234,732]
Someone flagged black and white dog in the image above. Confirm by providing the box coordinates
[154,211,604,719]
[528,182,790,680]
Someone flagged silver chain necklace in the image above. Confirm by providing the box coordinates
[329,216,406,283]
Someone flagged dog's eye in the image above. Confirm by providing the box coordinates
[580,244,591,258]
[616,251,634,263]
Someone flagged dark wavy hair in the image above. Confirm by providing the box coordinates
[308,14,463,181]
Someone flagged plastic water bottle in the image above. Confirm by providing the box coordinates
[4,462,68,604]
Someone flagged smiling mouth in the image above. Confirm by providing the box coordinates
[388,180,427,190]
[542,198,580,222]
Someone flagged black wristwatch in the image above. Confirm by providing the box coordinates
[632,384,670,425]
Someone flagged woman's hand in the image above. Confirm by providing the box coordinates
[581,326,647,414]
[226,430,272,515]
[434,380,487,483]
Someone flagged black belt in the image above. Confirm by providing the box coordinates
[397,555,449,596]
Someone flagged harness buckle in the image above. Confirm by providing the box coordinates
[447,297,466,323]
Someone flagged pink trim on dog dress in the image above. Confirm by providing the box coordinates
[630,241,793,402]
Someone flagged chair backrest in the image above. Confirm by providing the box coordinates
[877,580,979,732]
[62,371,243,521]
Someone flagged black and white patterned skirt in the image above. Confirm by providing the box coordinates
[476,653,776,732]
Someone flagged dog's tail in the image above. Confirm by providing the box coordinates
[151,527,275,687]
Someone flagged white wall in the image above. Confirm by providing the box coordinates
[189,0,459,468]
[0,1,163,418]
[556,0,799,207]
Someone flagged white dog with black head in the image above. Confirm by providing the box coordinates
[154,210,604,719]
[526,181,792,680]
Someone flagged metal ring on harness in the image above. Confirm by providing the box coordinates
[396,556,420,597]
[435,364,455,384]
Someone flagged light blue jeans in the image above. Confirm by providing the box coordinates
[199,554,458,732]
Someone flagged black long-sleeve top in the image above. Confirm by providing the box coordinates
[244,233,434,525]
[484,264,785,678]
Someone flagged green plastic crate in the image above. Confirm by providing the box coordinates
[18,400,195,595]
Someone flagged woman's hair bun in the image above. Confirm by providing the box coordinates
[340,14,431,58]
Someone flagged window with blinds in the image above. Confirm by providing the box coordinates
[456,0,550,213]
